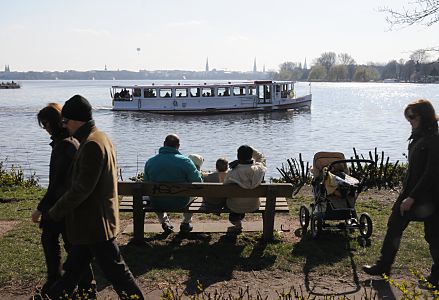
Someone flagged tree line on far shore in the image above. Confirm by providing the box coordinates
[272,50,439,83]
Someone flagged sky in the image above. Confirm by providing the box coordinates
[1,0,438,72]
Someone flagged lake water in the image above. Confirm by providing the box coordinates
[1,80,439,186]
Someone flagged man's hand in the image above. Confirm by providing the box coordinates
[31,210,41,223]
[400,197,415,216]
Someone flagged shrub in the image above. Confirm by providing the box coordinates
[0,159,39,188]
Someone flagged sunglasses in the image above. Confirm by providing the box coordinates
[61,118,70,124]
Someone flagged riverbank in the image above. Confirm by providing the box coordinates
[0,186,437,299]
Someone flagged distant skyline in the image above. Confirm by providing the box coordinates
[1,0,438,72]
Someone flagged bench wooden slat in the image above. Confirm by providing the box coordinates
[118,182,293,242]
[118,182,293,198]
[119,198,289,212]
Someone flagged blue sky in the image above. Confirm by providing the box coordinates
[1,0,438,72]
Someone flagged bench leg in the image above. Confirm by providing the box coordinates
[131,191,146,245]
[263,195,276,242]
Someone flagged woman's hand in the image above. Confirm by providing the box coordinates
[400,197,415,216]
[31,210,41,223]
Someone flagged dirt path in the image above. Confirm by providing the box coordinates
[0,220,19,238]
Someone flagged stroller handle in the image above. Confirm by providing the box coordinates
[327,159,375,171]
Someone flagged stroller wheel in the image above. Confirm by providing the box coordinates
[311,215,322,239]
[359,213,373,239]
[299,206,310,230]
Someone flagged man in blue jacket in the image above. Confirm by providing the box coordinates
[144,134,202,233]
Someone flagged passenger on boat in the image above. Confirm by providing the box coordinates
[203,157,229,209]
[143,134,202,234]
[224,146,267,230]
[120,89,130,98]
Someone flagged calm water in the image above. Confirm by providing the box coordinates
[1,80,439,186]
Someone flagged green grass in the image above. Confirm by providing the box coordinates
[0,186,44,220]
[288,190,432,277]
[0,187,47,289]
[0,186,435,297]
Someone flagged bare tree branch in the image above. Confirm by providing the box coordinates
[380,0,439,28]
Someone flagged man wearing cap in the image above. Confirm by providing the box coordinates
[143,134,202,234]
[47,95,144,299]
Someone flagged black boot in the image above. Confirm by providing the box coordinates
[362,263,391,276]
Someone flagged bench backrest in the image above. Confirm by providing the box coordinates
[118,182,293,198]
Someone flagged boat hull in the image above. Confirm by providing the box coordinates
[112,95,311,115]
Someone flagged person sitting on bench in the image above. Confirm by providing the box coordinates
[143,134,202,234]
[224,146,267,230]
[203,157,229,209]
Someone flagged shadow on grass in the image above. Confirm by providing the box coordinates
[92,231,277,296]
[292,227,372,298]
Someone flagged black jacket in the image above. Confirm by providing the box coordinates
[396,131,439,220]
[38,131,79,227]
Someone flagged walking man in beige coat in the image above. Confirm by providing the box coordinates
[47,95,143,299]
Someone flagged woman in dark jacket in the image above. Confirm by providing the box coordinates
[32,103,94,295]
[363,99,439,288]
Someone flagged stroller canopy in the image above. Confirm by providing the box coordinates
[312,152,348,178]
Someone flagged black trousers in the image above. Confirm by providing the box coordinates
[40,225,94,293]
[378,206,439,278]
[47,238,143,299]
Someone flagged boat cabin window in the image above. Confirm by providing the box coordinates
[190,87,200,97]
[258,85,271,102]
[201,87,214,97]
[233,86,246,96]
[280,84,288,98]
[217,87,230,97]
[248,86,257,95]
[160,88,173,98]
[176,88,188,98]
[133,88,141,97]
[144,88,157,98]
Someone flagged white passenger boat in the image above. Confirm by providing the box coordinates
[111,80,311,115]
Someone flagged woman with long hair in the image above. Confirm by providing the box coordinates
[363,99,439,288]
[32,103,94,296]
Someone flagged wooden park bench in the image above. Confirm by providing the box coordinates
[118,182,293,243]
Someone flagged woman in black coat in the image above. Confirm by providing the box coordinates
[363,99,439,288]
[32,103,94,296]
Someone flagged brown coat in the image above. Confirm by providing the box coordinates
[49,121,119,245]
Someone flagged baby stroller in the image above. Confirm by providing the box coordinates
[299,152,375,239]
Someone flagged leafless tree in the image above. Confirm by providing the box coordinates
[316,52,337,71]
[338,53,356,65]
[380,0,439,27]
[410,49,431,62]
